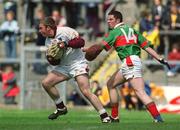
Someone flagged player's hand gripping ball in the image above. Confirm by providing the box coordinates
[46,39,65,66]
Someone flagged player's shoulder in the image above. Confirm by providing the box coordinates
[57,26,76,31]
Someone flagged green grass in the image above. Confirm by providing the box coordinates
[0,108,180,130]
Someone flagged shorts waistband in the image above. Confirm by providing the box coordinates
[123,55,140,66]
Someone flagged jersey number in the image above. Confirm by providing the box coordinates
[120,28,137,43]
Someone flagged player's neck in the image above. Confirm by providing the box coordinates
[114,22,124,28]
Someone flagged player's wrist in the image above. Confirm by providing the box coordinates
[158,58,164,63]
[58,42,66,49]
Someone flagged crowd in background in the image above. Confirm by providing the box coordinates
[0,0,179,57]
[137,0,180,76]
[0,0,180,106]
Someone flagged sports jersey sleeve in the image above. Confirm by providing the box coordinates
[56,34,69,45]
[56,27,79,46]
[135,30,151,49]
[101,30,116,51]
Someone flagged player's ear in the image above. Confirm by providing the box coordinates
[117,18,120,23]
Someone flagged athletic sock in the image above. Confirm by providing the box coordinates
[54,98,65,109]
[99,109,108,119]
[111,103,119,118]
[146,102,163,121]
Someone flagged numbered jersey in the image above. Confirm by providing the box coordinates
[102,24,151,60]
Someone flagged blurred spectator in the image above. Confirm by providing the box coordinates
[34,8,46,46]
[85,2,100,38]
[163,4,180,30]
[0,64,20,105]
[120,81,151,110]
[3,0,17,19]
[151,0,167,54]
[151,0,166,29]
[91,80,102,96]
[68,89,88,106]
[120,82,137,110]
[98,85,110,107]
[91,80,110,107]
[52,9,67,27]
[166,0,180,13]
[64,1,80,28]
[139,11,153,33]
[33,8,47,75]
[103,0,115,20]
[0,11,20,58]
[150,83,165,102]
[167,44,180,77]
[142,26,160,50]
[140,11,160,51]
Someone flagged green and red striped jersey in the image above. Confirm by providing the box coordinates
[101,23,151,61]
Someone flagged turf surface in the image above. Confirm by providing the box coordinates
[0,108,180,130]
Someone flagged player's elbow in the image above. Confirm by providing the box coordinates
[68,37,85,48]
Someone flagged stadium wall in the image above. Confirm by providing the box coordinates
[156,86,180,114]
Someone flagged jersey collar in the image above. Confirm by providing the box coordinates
[114,22,124,28]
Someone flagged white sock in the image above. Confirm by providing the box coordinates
[98,109,106,115]
[54,98,63,105]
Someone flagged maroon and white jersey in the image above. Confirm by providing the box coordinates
[45,27,87,66]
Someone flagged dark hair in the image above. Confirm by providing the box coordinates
[40,16,56,29]
[108,10,123,22]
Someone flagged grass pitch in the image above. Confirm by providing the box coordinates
[0,108,180,130]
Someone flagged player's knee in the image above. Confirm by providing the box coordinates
[41,79,51,89]
[81,89,91,97]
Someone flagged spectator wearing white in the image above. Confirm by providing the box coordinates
[52,9,67,27]
[0,11,19,58]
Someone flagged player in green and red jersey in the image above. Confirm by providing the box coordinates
[83,10,170,123]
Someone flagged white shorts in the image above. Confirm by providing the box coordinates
[119,55,142,80]
[48,61,89,78]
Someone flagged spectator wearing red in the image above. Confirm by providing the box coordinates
[0,64,20,104]
[167,44,180,76]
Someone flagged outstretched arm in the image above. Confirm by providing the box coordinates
[145,47,161,61]
[82,44,103,61]
[145,47,171,70]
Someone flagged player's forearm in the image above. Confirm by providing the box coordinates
[145,47,171,70]
[83,44,103,61]
[145,47,162,61]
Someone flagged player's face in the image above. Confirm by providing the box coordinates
[39,24,49,37]
[107,15,120,29]
[39,23,54,37]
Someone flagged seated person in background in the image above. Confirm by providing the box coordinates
[98,86,110,107]
[139,10,153,33]
[167,43,180,76]
[68,89,88,106]
[120,81,151,110]
[120,82,137,110]
[91,80,110,107]
[0,64,20,104]
[52,9,67,27]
